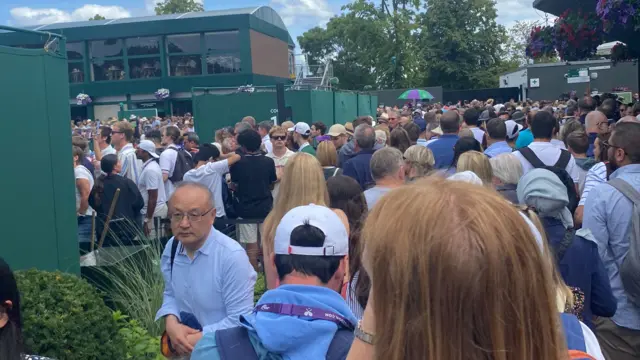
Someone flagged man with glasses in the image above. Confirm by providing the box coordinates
[112,121,142,185]
[266,126,295,201]
[156,182,256,357]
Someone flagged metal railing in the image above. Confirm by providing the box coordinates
[0,25,67,58]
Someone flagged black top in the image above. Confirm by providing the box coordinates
[230,153,277,218]
[89,174,144,222]
[323,166,342,181]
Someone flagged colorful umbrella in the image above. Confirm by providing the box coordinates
[398,89,434,100]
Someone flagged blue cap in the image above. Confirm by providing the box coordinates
[414,118,427,132]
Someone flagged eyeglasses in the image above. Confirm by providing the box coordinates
[271,135,286,141]
[170,208,214,223]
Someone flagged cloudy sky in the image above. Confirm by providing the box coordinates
[1,0,551,45]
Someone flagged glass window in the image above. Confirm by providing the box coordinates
[126,37,160,56]
[90,39,123,58]
[129,57,161,79]
[167,34,201,54]
[67,42,84,60]
[204,31,240,52]
[169,55,202,76]
[92,59,125,81]
[68,63,84,83]
[206,54,241,74]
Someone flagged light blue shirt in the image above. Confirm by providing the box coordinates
[515,128,533,149]
[484,141,512,158]
[583,164,640,330]
[155,227,257,333]
[364,186,393,209]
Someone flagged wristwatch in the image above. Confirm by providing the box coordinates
[355,320,375,345]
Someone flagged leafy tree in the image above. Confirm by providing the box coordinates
[155,0,204,15]
[504,20,559,66]
[89,14,106,20]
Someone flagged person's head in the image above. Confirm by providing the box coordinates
[280,120,294,131]
[578,96,596,116]
[237,129,262,153]
[98,126,112,146]
[136,139,161,162]
[0,257,23,360]
[269,125,287,150]
[257,120,272,138]
[370,147,405,185]
[608,121,640,172]
[565,131,588,157]
[288,122,312,145]
[387,111,399,128]
[100,154,121,175]
[146,129,162,146]
[490,153,523,187]
[183,132,199,151]
[456,151,493,186]
[72,146,84,167]
[485,118,506,141]
[452,137,482,167]
[585,110,608,134]
[71,135,88,153]
[559,118,585,145]
[221,136,237,154]
[112,121,134,148]
[234,121,253,138]
[354,124,376,151]
[241,116,256,129]
[272,205,348,292]
[163,125,181,146]
[362,178,564,360]
[530,110,555,140]
[327,124,348,149]
[402,122,420,144]
[262,152,329,289]
[617,115,639,124]
[594,132,611,162]
[403,145,435,179]
[398,116,411,127]
[389,127,411,154]
[316,140,338,167]
[168,182,216,249]
[440,111,460,134]
[193,144,220,164]
[374,129,388,146]
[311,122,327,138]
[462,107,480,127]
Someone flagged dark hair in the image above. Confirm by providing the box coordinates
[165,126,181,144]
[194,144,220,163]
[312,122,327,135]
[452,137,482,167]
[146,129,162,144]
[72,136,88,151]
[403,122,420,143]
[327,176,370,309]
[184,132,199,145]
[237,129,262,152]
[440,111,460,133]
[596,132,611,163]
[353,116,372,128]
[72,146,85,164]
[612,121,640,163]
[390,128,411,154]
[0,257,24,360]
[566,106,577,117]
[274,223,343,283]
[530,111,556,139]
[258,120,273,134]
[566,131,589,154]
[463,108,480,126]
[100,126,112,144]
[632,102,640,116]
[486,118,506,140]
[100,154,118,174]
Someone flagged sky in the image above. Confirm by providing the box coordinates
[1,0,552,51]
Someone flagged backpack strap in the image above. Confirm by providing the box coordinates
[215,326,259,360]
[519,147,545,168]
[608,178,640,206]
[555,228,576,262]
[555,150,571,169]
[560,313,586,353]
[326,328,355,360]
[170,239,180,276]
[333,167,340,177]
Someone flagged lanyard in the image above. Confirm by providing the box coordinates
[254,303,354,330]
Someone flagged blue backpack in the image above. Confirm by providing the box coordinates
[560,313,597,360]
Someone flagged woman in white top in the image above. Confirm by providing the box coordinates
[73,146,94,252]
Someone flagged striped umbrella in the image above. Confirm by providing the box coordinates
[398,89,434,100]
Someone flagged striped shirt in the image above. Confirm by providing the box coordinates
[346,271,365,320]
[118,143,142,186]
[579,162,608,206]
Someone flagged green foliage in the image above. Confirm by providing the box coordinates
[254,273,266,303]
[113,311,163,360]
[15,269,126,360]
[155,0,204,15]
[89,14,106,20]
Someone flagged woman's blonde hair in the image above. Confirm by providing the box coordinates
[316,141,337,167]
[362,178,566,360]
[490,153,523,185]
[456,151,493,186]
[403,145,435,178]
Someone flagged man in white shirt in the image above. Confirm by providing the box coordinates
[93,126,117,160]
[257,121,273,154]
[513,111,580,186]
[112,121,142,185]
[266,126,295,201]
[159,126,183,199]
[136,140,168,238]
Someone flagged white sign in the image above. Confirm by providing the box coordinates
[578,69,588,77]
[589,65,611,71]
[568,76,590,84]
[529,78,540,88]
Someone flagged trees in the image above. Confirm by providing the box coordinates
[89,14,106,20]
[505,20,559,65]
[155,0,204,15]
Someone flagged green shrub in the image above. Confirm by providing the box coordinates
[15,269,126,360]
[113,311,163,360]
[254,273,266,303]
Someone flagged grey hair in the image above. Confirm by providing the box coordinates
[170,181,215,209]
[489,153,523,185]
[354,124,376,149]
[370,147,404,181]
[258,120,273,133]
[235,121,253,135]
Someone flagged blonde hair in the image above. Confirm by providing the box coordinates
[280,121,294,130]
[490,153,523,185]
[362,178,566,360]
[458,128,474,139]
[456,151,493,186]
[316,141,337,167]
[269,125,287,137]
[403,145,435,177]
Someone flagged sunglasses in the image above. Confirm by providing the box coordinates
[271,135,286,141]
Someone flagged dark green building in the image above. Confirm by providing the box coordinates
[0,6,295,120]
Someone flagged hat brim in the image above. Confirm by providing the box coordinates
[146,149,159,158]
[287,127,295,132]
[327,132,345,137]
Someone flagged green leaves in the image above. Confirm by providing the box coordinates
[114,311,163,360]
[154,0,204,15]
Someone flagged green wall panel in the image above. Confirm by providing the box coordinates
[310,91,334,125]
[334,92,358,124]
[0,46,78,273]
[357,94,372,117]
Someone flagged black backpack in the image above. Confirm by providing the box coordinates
[167,147,194,183]
[519,147,579,214]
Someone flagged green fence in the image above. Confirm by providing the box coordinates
[193,89,377,142]
[0,27,78,273]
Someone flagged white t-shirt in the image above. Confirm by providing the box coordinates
[138,159,167,216]
[262,135,273,154]
[74,165,94,216]
[470,127,485,145]
[159,144,179,200]
[580,320,606,360]
[550,138,567,150]
[513,141,580,183]
[101,145,117,157]
[183,159,230,218]
[266,149,295,201]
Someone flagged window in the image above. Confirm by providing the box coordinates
[68,63,84,83]
[129,57,161,79]
[206,54,241,74]
[90,39,123,58]
[92,59,125,81]
[67,42,84,60]
[169,55,202,76]
[126,37,160,56]
[167,34,201,54]
[204,31,239,52]
[203,31,241,75]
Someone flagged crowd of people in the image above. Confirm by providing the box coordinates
[2,94,640,360]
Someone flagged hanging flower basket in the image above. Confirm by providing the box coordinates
[525,25,557,60]
[554,9,604,61]
[154,88,170,100]
[596,0,640,33]
[237,84,255,93]
[76,93,92,106]
[610,42,639,64]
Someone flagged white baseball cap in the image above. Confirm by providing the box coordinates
[288,122,311,136]
[137,140,159,159]
[274,204,348,256]
[505,120,523,140]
